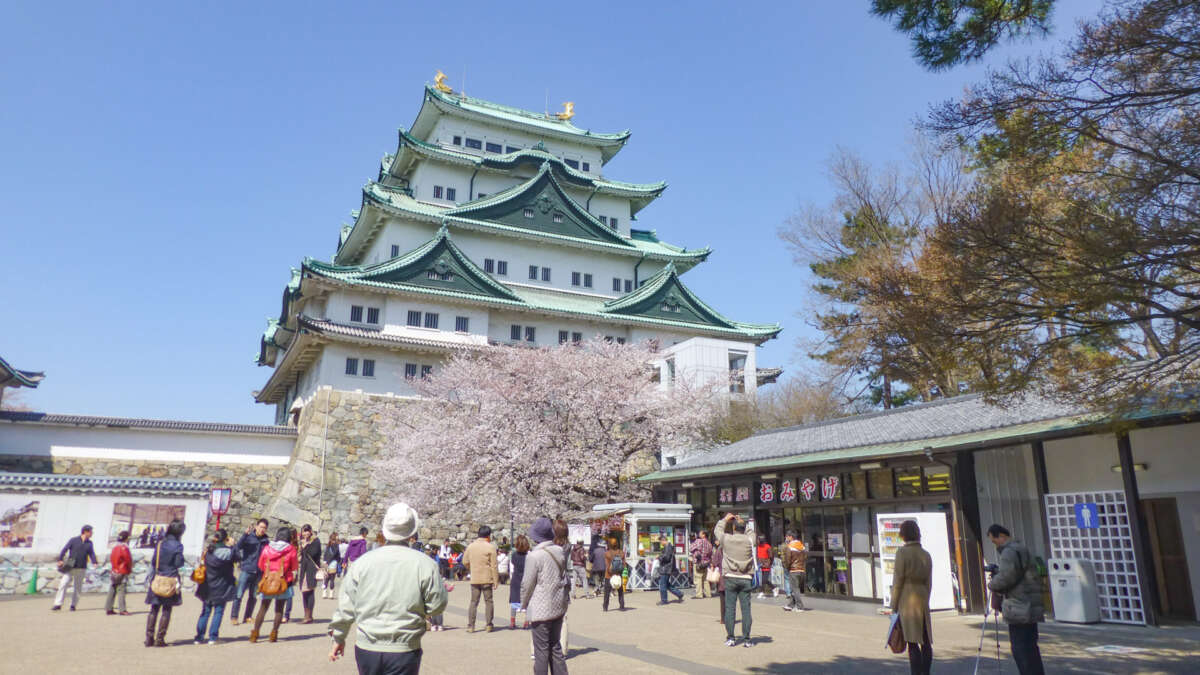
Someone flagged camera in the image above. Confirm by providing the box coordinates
[983,563,999,575]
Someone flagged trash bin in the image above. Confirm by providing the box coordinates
[1048,558,1101,623]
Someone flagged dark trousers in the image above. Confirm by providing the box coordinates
[531,617,567,675]
[145,604,172,645]
[657,570,683,603]
[907,640,932,674]
[724,576,753,641]
[355,646,422,675]
[590,570,606,591]
[787,572,806,609]
[233,570,260,620]
[302,590,315,612]
[468,584,494,628]
[196,602,226,641]
[603,576,624,610]
[1009,623,1045,675]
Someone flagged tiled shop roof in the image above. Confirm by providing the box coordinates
[0,472,212,496]
[0,411,296,437]
[642,394,1095,481]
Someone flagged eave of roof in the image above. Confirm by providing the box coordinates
[0,411,295,437]
[412,86,631,164]
[336,182,710,268]
[0,471,213,497]
[0,355,44,389]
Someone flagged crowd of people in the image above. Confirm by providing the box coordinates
[48,509,1046,675]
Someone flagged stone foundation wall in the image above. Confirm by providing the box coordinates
[0,455,288,539]
[0,550,201,596]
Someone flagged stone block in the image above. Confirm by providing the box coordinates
[271,500,318,528]
[289,460,324,487]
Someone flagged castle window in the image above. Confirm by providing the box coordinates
[407,311,421,327]
[582,162,590,172]
[624,279,633,293]
[404,363,417,379]
[362,359,375,377]
[610,217,618,229]
[613,277,621,292]
[350,305,364,323]
[510,324,521,341]
[524,326,536,342]
[485,142,502,153]
[583,274,593,288]
[465,138,482,149]
[496,260,508,276]
[484,258,495,273]
[558,330,569,344]
[477,193,487,198]
[571,332,582,343]
[345,358,358,376]
[423,312,439,329]
[366,307,380,324]
[505,146,520,153]
[528,265,538,280]
[541,267,551,282]
[426,269,454,281]
[446,187,457,201]
[391,244,400,257]
[421,365,433,379]
[564,158,579,169]
[455,316,470,333]
[523,208,535,219]
[552,212,564,223]
[452,136,462,146]
[599,215,608,225]
[571,272,581,287]
[433,185,443,199]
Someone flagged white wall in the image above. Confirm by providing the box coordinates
[315,343,435,399]
[427,117,604,173]
[0,423,294,466]
[656,337,759,394]
[1043,433,1123,493]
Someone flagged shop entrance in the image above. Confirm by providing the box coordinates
[1141,497,1196,621]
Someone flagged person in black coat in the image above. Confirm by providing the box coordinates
[145,519,186,647]
[296,524,323,624]
[656,535,684,604]
[194,528,240,644]
[322,533,341,599]
[508,535,530,629]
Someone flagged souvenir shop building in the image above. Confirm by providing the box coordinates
[641,394,1200,625]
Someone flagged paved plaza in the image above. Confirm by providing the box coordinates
[2,585,1196,674]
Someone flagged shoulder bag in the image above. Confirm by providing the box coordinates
[706,566,721,585]
[150,542,181,598]
[312,548,326,581]
[258,553,288,596]
[886,614,906,654]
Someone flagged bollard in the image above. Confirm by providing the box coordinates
[25,569,38,595]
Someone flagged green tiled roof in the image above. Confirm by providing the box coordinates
[0,355,43,389]
[306,230,778,342]
[336,180,711,268]
[383,128,665,213]
[413,86,631,163]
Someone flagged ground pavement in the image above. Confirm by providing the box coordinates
[2,584,1196,674]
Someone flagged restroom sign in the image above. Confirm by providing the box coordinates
[1074,502,1099,529]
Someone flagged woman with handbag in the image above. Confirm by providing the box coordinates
[890,520,933,675]
[106,530,132,616]
[144,519,186,647]
[322,532,341,599]
[710,545,725,623]
[194,528,239,644]
[296,524,323,623]
[250,526,298,643]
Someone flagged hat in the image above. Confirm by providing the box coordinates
[382,503,419,542]
[529,517,554,544]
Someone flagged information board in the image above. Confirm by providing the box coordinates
[876,512,954,610]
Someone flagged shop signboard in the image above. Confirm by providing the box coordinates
[757,481,777,505]
[734,485,751,504]
[779,479,797,503]
[820,475,842,501]
[876,512,954,610]
[718,487,734,505]
[798,477,818,503]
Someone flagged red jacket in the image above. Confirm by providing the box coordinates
[257,543,298,583]
[756,542,772,571]
[110,544,132,575]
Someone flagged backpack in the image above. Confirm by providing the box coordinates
[257,552,288,596]
[609,554,625,575]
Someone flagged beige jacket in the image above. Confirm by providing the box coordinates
[463,538,499,586]
[890,542,933,644]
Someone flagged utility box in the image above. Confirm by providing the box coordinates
[1048,558,1101,623]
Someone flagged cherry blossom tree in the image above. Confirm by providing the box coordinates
[375,339,725,522]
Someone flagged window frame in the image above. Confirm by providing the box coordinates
[350,305,364,323]
[455,316,470,333]
[524,326,536,342]
[390,244,400,258]
[484,258,495,273]
[510,324,521,341]
[423,312,439,329]
[452,136,462,146]
[541,267,551,282]
[571,271,581,287]
[464,138,482,150]
[406,310,421,327]
[366,307,380,325]
[446,187,457,201]
[583,273,593,288]
[485,141,502,153]
[528,265,538,280]
[496,260,508,276]
[361,359,375,378]
[404,363,418,380]
[432,185,443,199]
[345,357,359,376]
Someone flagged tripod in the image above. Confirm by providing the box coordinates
[973,588,1004,674]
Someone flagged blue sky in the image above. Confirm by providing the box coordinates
[1,1,1095,423]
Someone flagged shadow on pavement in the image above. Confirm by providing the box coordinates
[745,651,1200,674]
[565,646,598,660]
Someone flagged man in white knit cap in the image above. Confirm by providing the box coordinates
[329,503,448,674]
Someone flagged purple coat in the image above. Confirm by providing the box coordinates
[345,537,368,563]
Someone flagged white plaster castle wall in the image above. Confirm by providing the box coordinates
[316,343,428,398]
[426,117,605,172]
[654,337,759,395]
[0,423,294,466]
[586,193,633,237]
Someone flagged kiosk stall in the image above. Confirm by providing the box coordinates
[579,503,693,591]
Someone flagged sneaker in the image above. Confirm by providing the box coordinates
[725,638,737,647]
[782,606,793,612]
[743,640,754,648]
[119,611,132,616]
[485,625,494,633]
[193,638,203,645]
[51,606,61,611]
[207,640,217,645]
[655,601,667,606]
[756,592,764,599]
[106,610,116,616]
[69,606,76,611]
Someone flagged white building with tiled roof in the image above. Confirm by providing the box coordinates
[255,81,782,423]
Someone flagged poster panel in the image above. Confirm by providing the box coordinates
[0,498,39,548]
[111,503,186,549]
[876,512,954,610]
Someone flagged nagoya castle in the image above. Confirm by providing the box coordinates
[251,77,782,527]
